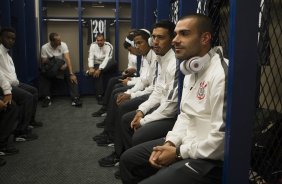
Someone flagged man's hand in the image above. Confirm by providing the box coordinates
[93,69,101,78]
[70,74,78,84]
[122,68,136,78]
[130,111,144,130]
[88,68,95,76]
[60,63,67,70]
[119,77,131,86]
[116,93,131,105]
[149,149,163,168]
[149,145,177,168]
[0,100,7,111]
[126,68,136,76]
[41,58,49,64]
[3,94,12,104]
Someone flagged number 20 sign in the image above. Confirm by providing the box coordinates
[91,19,107,42]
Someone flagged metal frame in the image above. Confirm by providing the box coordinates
[223,0,260,183]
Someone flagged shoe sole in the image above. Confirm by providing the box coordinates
[15,137,38,142]
[93,136,108,141]
[0,151,19,156]
[42,102,51,108]
[98,161,119,167]
[92,113,105,117]
[72,104,82,107]
[97,143,113,147]
[96,125,105,128]
[108,143,115,147]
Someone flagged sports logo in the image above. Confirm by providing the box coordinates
[197,81,207,100]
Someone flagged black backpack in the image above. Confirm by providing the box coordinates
[41,57,65,78]
[250,108,282,183]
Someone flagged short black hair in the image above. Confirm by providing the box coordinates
[49,32,59,41]
[0,27,16,37]
[96,33,105,39]
[123,30,136,49]
[179,13,213,36]
[153,20,176,38]
[134,29,151,43]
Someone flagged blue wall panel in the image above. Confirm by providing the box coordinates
[10,0,28,83]
[179,0,197,17]
[135,0,144,29]
[131,0,137,28]
[144,0,157,30]
[0,0,11,28]
[25,0,39,83]
[157,0,170,21]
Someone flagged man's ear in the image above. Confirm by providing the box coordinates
[201,32,212,45]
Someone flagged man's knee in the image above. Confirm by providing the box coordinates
[121,111,135,124]
[132,131,143,146]
[118,100,132,114]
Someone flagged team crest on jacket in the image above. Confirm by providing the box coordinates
[197,81,207,100]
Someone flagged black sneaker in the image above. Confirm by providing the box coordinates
[114,169,121,179]
[93,131,108,141]
[0,147,19,156]
[15,133,38,142]
[42,96,51,108]
[29,120,43,127]
[98,152,120,167]
[92,106,107,117]
[96,121,105,128]
[0,158,6,166]
[96,136,114,146]
[72,97,82,107]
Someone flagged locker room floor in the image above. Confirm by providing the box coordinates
[0,96,122,184]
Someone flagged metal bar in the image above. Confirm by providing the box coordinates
[115,0,119,67]
[78,0,84,73]
[42,18,131,22]
[223,0,260,183]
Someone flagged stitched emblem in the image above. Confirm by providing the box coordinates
[197,81,207,100]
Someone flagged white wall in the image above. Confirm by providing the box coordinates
[37,1,132,73]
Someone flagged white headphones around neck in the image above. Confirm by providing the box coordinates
[139,28,153,47]
[125,37,135,47]
[180,49,216,75]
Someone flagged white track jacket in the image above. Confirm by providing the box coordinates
[166,51,228,161]
[138,49,178,125]
[88,42,113,70]
[0,44,19,93]
[125,49,157,98]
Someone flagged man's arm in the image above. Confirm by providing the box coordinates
[63,52,77,84]
[87,44,96,75]
[63,52,73,74]
[41,57,49,64]
[40,45,49,64]
[0,72,12,104]
[0,99,7,111]
[138,60,178,125]
[99,43,113,70]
